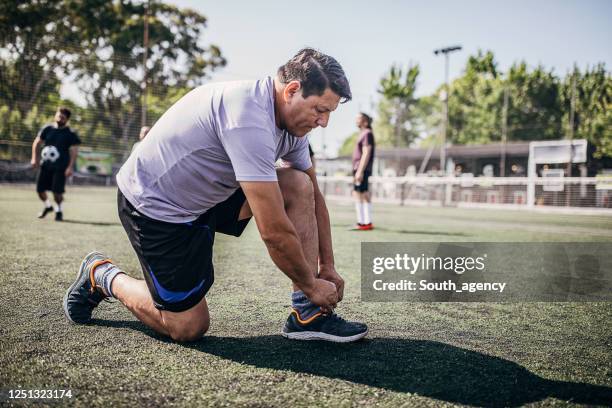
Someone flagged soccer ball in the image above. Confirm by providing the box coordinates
[41,146,60,163]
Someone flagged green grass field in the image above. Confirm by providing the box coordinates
[1,185,611,407]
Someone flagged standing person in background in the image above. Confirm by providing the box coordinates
[31,107,81,222]
[351,112,375,230]
[131,126,151,153]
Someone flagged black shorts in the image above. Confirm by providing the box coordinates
[117,188,251,312]
[36,166,66,194]
[353,170,371,193]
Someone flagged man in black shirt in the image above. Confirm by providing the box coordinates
[31,107,81,221]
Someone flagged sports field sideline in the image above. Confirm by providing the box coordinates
[1,185,611,407]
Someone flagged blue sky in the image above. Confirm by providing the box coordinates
[168,0,611,156]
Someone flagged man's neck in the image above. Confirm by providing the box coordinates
[272,78,284,130]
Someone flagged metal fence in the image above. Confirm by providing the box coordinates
[318,175,612,212]
[3,146,611,213]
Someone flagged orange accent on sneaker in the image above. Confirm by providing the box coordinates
[291,308,322,325]
[89,259,114,294]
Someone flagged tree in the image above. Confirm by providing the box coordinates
[377,63,420,148]
[338,64,420,156]
[447,51,563,145]
[0,0,67,143]
[504,62,562,141]
[414,94,442,148]
[372,97,398,147]
[0,0,225,156]
[560,64,612,158]
[340,50,610,164]
[338,131,359,157]
[65,0,226,153]
[447,50,502,144]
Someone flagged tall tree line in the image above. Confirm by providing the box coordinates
[0,0,225,159]
[340,51,611,160]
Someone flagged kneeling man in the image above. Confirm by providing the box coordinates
[63,48,368,343]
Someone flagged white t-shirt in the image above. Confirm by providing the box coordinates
[116,77,312,223]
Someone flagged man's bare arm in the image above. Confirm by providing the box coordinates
[304,166,345,301]
[30,136,43,167]
[239,180,338,309]
[66,145,78,176]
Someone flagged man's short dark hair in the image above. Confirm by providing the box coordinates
[360,112,373,128]
[277,48,352,103]
[58,107,71,119]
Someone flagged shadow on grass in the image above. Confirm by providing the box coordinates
[195,336,611,406]
[371,227,469,236]
[93,319,611,407]
[336,224,469,236]
[62,219,121,227]
[95,319,163,339]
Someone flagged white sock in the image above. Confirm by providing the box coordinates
[54,203,62,212]
[95,263,124,298]
[44,199,51,208]
[355,202,364,224]
[363,202,372,225]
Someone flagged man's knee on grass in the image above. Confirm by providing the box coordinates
[162,306,210,342]
[166,318,210,342]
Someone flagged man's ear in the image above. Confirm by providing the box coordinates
[283,80,301,102]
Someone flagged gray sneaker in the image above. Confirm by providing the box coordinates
[63,251,113,324]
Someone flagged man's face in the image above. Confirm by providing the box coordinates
[281,82,341,137]
[54,111,68,127]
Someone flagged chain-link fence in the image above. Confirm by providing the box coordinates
[1,30,215,164]
[0,31,207,186]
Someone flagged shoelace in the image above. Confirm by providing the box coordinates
[321,312,346,324]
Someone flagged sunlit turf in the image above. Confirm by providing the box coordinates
[1,185,610,406]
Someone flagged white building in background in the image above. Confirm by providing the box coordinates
[314,139,612,210]
[313,156,354,177]
[323,139,608,178]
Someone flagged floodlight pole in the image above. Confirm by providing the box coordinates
[565,70,577,206]
[501,86,509,177]
[434,46,462,175]
[567,72,576,170]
